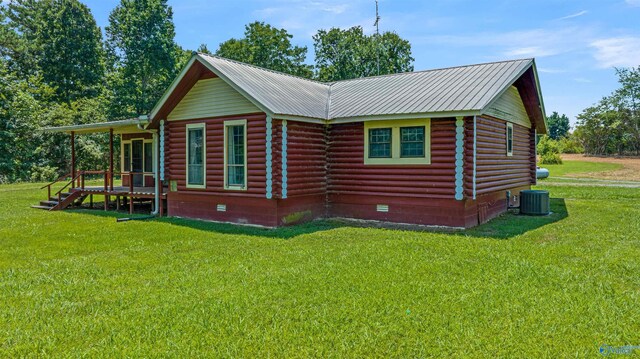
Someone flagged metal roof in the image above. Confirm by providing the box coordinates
[195,54,536,122]
[328,59,533,120]
[43,118,149,134]
[198,55,330,120]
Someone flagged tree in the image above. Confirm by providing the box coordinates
[216,22,312,78]
[38,0,105,103]
[313,26,414,82]
[106,0,179,119]
[574,66,640,156]
[546,111,570,140]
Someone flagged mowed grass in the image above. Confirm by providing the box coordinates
[1,171,640,357]
[542,160,622,178]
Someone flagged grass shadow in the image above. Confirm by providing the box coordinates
[68,198,568,240]
[66,207,347,239]
[462,198,568,239]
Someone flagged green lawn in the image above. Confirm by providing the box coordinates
[541,160,622,178]
[1,171,639,357]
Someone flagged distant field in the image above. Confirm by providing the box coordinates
[1,160,639,357]
[542,160,622,178]
[547,154,640,181]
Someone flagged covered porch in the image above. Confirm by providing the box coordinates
[35,118,166,215]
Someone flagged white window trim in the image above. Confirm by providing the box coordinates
[364,119,431,165]
[223,119,248,190]
[506,122,514,157]
[186,123,206,189]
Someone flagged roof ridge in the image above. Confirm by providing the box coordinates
[328,58,534,85]
[198,53,329,87]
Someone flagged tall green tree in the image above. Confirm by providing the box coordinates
[215,22,312,78]
[313,26,414,82]
[575,66,640,155]
[38,0,105,103]
[546,111,570,140]
[106,0,179,118]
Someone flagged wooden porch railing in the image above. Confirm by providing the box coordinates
[41,170,162,214]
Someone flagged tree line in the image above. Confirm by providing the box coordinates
[541,67,640,160]
[0,0,414,183]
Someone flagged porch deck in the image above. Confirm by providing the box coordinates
[71,186,167,199]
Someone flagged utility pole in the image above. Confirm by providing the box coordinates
[374,0,381,75]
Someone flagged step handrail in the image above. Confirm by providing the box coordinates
[54,172,83,202]
[40,172,71,200]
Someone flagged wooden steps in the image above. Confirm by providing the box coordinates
[31,192,86,211]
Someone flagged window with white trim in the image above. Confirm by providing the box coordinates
[186,123,206,188]
[506,122,513,157]
[224,119,247,190]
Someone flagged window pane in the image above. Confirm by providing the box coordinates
[188,128,204,185]
[227,125,245,187]
[369,128,391,158]
[144,142,153,172]
[123,143,131,172]
[507,126,513,153]
[400,126,425,158]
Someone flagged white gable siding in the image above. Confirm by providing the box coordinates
[483,86,531,128]
[167,78,259,121]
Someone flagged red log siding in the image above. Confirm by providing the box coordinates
[463,117,475,198]
[285,121,327,198]
[165,113,267,196]
[326,119,466,227]
[327,119,457,199]
[475,116,533,195]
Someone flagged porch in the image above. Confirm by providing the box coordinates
[34,118,166,215]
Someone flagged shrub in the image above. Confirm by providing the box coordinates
[540,153,563,164]
[558,136,584,154]
[538,135,561,156]
[30,165,59,182]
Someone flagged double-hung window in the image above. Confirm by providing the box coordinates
[400,126,425,158]
[186,123,206,188]
[364,119,431,165]
[224,119,247,190]
[506,122,513,156]
[368,128,392,158]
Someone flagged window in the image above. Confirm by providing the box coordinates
[400,126,425,158]
[506,122,513,156]
[186,123,206,188]
[364,119,431,165]
[224,119,247,190]
[123,143,131,172]
[144,142,153,172]
[368,128,392,158]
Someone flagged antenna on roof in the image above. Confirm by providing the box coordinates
[374,0,381,36]
[374,0,381,75]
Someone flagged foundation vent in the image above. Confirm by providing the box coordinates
[376,204,389,213]
[216,204,227,212]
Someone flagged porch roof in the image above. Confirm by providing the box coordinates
[43,118,149,135]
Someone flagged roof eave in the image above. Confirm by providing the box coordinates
[42,118,149,134]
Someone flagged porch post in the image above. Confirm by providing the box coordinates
[109,128,114,191]
[71,131,76,188]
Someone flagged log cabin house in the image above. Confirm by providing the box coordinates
[38,53,547,228]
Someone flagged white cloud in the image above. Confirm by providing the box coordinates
[421,27,595,59]
[591,37,640,67]
[625,0,640,7]
[573,77,592,83]
[557,10,588,20]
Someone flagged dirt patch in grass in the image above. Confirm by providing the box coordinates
[561,154,640,181]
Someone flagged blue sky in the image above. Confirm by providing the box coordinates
[82,0,640,126]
